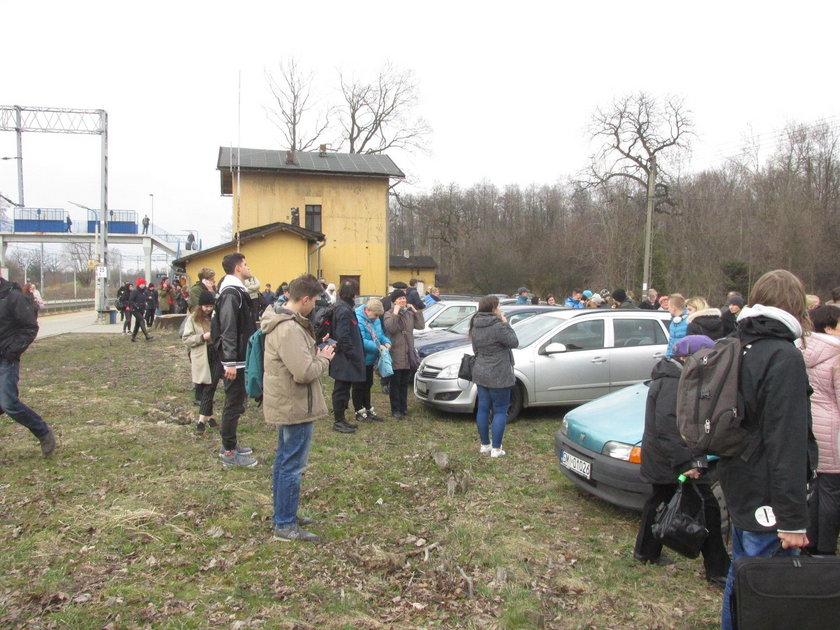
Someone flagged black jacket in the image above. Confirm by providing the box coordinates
[129,287,148,313]
[211,282,256,368]
[117,284,131,307]
[640,358,700,484]
[718,315,816,533]
[686,309,726,340]
[328,299,366,382]
[145,288,159,311]
[406,287,425,311]
[720,309,738,336]
[0,279,38,362]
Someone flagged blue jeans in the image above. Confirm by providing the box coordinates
[272,422,314,527]
[721,527,799,630]
[0,358,49,439]
[476,385,511,449]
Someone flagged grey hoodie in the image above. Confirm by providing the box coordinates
[470,312,518,389]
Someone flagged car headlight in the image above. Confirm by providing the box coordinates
[602,441,642,464]
[437,363,460,379]
[560,417,569,436]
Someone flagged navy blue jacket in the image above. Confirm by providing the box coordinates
[329,299,366,382]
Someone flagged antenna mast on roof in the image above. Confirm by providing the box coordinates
[235,71,242,252]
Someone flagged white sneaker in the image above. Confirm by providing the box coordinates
[490,448,506,458]
[479,444,492,454]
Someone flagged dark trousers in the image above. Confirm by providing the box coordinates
[197,355,224,417]
[0,358,50,439]
[389,369,413,414]
[132,311,149,339]
[634,482,730,579]
[145,309,155,327]
[123,310,132,332]
[808,472,840,554]
[221,369,246,451]
[332,379,353,421]
[352,365,375,411]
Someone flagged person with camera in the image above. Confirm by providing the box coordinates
[383,289,424,418]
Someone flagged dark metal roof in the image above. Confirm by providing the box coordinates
[217,147,405,178]
[172,222,324,266]
[389,255,437,269]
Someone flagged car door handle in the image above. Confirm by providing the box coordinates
[591,357,607,364]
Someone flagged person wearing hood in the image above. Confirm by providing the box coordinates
[685,297,725,340]
[260,274,335,542]
[720,295,744,337]
[383,289,425,418]
[802,305,840,554]
[0,276,55,457]
[353,298,391,423]
[328,280,366,434]
[212,254,258,467]
[634,335,730,585]
[665,294,688,359]
[325,283,337,304]
[469,296,519,458]
[719,270,816,630]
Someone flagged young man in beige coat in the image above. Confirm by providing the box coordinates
[260,274,335,542]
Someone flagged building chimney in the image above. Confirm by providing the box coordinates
[285,150,295,165]
[319,144,327,157]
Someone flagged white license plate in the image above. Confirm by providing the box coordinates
[416,382,428,395]
[560,450,591,479]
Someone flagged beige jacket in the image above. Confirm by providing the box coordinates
[260,306,330,426]
[182,314,213,384]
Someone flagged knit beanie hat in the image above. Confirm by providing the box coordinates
[136,277,146,286]
[199,290,216,306]
[390,289,407,301]
[612,288,627,303]
[583,290,593,299]
[671,335,715,358]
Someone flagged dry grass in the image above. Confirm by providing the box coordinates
[0,332,724,629]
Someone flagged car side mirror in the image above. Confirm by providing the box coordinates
[544,342,567,355]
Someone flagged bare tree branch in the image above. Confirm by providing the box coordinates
[265,58,331,152]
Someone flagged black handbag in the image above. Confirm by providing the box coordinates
[650,482,708,558]
[458,354,475,380]
[732,549,840,630]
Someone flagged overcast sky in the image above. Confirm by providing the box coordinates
[2,1,838,259]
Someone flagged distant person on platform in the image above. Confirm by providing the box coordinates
[0,275,56,456]
[186,232,196,251]
[65,215,72,233]
[142,214,150,234]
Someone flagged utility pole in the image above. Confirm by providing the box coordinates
[641,155,657,293]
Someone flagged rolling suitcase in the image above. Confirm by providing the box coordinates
[732,552,840,629]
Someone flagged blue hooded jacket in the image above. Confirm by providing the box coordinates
[355,304,392,366]
[665,309,689,359]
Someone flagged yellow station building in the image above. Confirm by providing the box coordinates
[173,147,405,294]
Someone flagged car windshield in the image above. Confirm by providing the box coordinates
[448,314,474,334]
[512,314,567,348]
[422,302,446,320]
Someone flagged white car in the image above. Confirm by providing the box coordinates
[414,300,479,336]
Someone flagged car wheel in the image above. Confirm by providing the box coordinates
[506,382,523,423]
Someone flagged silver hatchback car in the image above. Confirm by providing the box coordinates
[414,309,671,420]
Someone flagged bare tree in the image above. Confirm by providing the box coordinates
[338,63,431,155]
[62,242,95,286]
[585,93,693,290]
[265,58,330,152]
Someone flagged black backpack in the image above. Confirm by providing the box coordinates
[313,304,337,343]
[676,336,760,459]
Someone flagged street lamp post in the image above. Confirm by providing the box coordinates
[149,193,154,235]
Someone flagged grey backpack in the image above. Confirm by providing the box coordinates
[676,336,760,459]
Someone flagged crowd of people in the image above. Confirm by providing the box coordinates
[3,261,840,626]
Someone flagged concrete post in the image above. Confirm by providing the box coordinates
[142,237,153,283]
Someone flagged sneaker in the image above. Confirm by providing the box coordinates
[218,444,254,457]
[479,444,492,454]
[145,336,154,341]
[354,409,370,422]
[633,553,674,566]
[366,408,385,422]
[490,448,506,458]
[207,418,218,428]
[221,451,258,468]
[391,411,404,419]
[297,516,316,526]
[332,420,357,434]
[39,429,56,457]
[272,524,320,542]
[196,421,206,434]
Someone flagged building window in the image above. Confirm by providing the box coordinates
[305,205,322,232]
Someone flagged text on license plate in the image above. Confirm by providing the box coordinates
[560,450,591,479]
